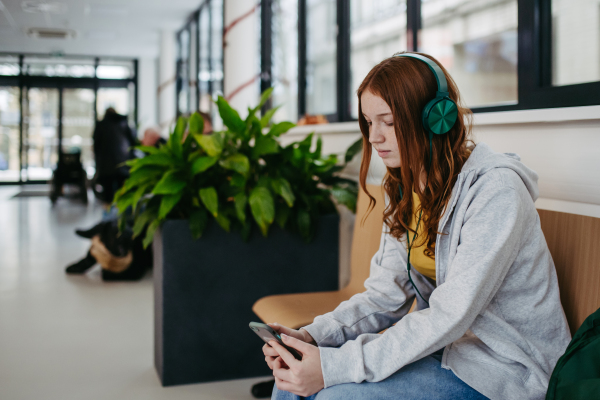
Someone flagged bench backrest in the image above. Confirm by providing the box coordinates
[347,184,386,293]
[538,209,600,335]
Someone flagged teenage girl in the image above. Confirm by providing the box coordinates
[263,53,571,400]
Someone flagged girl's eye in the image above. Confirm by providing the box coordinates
[366,121,372,126]
[385,122,394,127]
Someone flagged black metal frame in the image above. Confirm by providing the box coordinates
[0,52,138,185]
[261,0,600,121]
[176,0,225,117]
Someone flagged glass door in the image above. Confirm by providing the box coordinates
[62,89,95,176]
[0,86,21,182]
[23,87,59,181]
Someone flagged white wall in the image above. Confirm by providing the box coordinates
[158,30,177,136]
[284,105,600,219]
[137,57,158,137]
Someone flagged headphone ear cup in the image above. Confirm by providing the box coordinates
[422,97,458,135]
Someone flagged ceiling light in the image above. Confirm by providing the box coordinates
[22,1,67,14]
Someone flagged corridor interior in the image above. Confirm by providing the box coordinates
[0,186,269,400]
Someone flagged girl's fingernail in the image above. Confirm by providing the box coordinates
[281,333,288,339]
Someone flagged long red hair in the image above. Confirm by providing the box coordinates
[358,52,473,257]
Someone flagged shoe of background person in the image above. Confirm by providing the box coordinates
[65,252,97,274]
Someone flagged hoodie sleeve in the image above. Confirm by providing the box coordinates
[303,225,417,348]
[315,179,528,388]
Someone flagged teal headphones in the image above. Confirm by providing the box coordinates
[392,53,458,306]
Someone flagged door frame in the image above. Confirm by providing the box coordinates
[0,54,138,185]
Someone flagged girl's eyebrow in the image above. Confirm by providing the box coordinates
[376,112,392,116]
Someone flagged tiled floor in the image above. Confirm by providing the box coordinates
[0,187,270,400]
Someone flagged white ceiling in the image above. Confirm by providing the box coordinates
[0,0,203,58]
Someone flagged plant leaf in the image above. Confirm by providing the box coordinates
[219,153,250,176]
[158,192,183,219]
[215,213,231,232]
[133,207,157,238]
[297,208,311,241]
[170,116,186,159]
[257,87,273,111]
[345,137,363,163]
[135,145,161,155]
[271,177,295,207]
[130,153,175,172]
[260,105,280,128]
[195,134,223,157]
[143,219,160,249]
[189,208,208,239]
[152,171,187,194]
[249,187,275,236]
[216,95,246,135]
[269,121,296,137]
[252,135,279,159]
[191,156,219,175]
[275,205,290,228]
[330,186,358,213]
[234,192,247,223]
[230,173,247,188]
[199,187,219,217]
[188,112,204,135]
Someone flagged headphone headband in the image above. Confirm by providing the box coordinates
[393,53,448,94]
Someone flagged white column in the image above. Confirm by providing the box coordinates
[158,29,177,136]
[223,0,260,118]
[137,57,158,137]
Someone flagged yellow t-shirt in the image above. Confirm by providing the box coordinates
[408,191,436,281]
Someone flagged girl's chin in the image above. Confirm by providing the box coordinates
[382,159,401,169]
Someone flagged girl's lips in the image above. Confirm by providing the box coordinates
[377,149,391,157]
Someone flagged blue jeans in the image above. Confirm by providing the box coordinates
[271,351,489,400]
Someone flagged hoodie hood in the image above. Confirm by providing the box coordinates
[461,142,539,202]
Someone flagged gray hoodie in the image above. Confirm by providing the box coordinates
[303,142,571,400]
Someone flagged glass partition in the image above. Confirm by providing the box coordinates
[306,0,337,116]
[63,89,95,175]
[0,87,20,182]
[24,56,96,78]
[419,0,518,108]
[272,0,299,123]
[24,88,59,181]
[552,0,600,86]
[350,0,407,119]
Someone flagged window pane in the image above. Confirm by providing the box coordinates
[0,87,21,182]
[306,0,337,116]
[350,0,407,119]
[178,29,191,115]
[198,4,212,113]
[420,0,518,108]
[97,59,134,79]
[0,55,20,76]
[211,0,224,129]
[97,88,131,119]
[24,56,96,78]
[272,0,298,123]
[63,89,95,175]
[25,88,59,181]
[552,0,600,86]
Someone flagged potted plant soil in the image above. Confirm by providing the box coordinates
[114,89,361,386]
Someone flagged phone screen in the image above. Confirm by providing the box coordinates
[249,322,303,360]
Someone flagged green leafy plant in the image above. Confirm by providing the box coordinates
[114,88,361,248]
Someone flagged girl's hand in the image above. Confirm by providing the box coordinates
[262,323,316,370]
[270,334,325,397]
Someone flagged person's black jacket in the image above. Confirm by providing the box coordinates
[93,112,137,178]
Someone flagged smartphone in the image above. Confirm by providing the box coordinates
[249,322,303,360]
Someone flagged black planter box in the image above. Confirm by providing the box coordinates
[154,214,339,386]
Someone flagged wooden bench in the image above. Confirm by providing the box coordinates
[253,186,600,336]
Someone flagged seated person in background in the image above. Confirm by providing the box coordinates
[264,53,571,400]
[66,113,214,280]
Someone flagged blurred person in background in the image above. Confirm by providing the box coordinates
[66,112,213,279]
[92,107,137,204]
